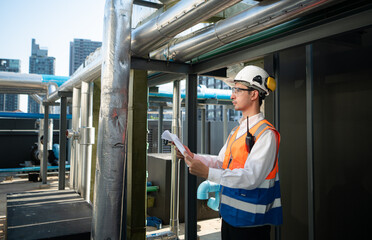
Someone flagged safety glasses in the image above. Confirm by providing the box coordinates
[231,87,255,94]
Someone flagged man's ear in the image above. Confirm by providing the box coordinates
[250,90,259,101]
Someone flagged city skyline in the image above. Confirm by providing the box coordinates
[0,0,105,76]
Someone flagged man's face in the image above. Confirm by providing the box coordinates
[231,82,252,111]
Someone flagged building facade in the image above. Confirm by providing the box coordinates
[0,59,21,112]
[28,39,55,113]
[69,38,102,76]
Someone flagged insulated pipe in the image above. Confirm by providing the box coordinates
[30,94,43,104]
[131,0,242,57]
[47,54,101,103]
[91,0,133,239]
[79,82,94,201]
[0,72,67,94]
[70,87,81,190]
[0,72,51,94]
[152,0,338,62]
[170,79,181,236]
[45,0,241,100]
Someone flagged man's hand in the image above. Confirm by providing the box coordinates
[184,153,209,179]
[174,144,194,159]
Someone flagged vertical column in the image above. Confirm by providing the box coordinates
[170,80,181,236]
[185,74,198,240]
[42,103,49,184]
[125,69,147,240]
[273,53,281,240]
[223,105,228,141]
[158,105,164,153]
[306,44,315,240]
[59,95,68,190]
[70,87,81,190]
[91,0,133,238]
[201,108,205,154]
[80,82,94,201]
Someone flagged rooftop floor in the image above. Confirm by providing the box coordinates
[0,175,221,240]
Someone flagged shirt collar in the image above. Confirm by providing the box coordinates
[239,112,264,130]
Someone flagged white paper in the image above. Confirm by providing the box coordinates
[161,130,186,156]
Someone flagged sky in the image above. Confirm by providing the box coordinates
[0,0,106,76]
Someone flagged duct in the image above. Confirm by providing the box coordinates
[131,0,242,57]
[0,72,58,94]
[47,51,102,103]
[91,0,133,239]
[151,0,339,62]
[170,80,181,236]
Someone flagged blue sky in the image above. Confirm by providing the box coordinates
[0,0,105,76]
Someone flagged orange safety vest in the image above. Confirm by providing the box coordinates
[222,119,280,179]
[219,119,283,227]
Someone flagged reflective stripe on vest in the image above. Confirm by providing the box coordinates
[219,119,282,227]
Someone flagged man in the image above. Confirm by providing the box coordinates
[177,65,282,240]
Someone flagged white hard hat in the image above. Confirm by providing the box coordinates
[233,65,276,96]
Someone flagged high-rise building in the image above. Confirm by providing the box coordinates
[0,59,21,112]
[69,38,102,76]
[29,39,55,75]
[0,58,20,72]
[28,39,55,113]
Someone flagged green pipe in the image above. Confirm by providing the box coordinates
[191,1,372,64]
[147,186,159,192]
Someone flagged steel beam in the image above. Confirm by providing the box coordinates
[132,57,192,74]
[273,53,281,240]
[125,69,147,240]
[306,44,315,240]
[185,73,198,240]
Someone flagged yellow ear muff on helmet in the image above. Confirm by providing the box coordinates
[265,76,276,92]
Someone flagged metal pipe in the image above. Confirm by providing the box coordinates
[70,87,81,190]
[91,0,133,239]
[170,79,181,236]
[42,104,49,184]
[59,96,67,190]
[152,0,338,62]
[131,0,242,57]
[47,52,101,103]
[158,105,164,153]
[0,72,50,94]
[79,82,94,201]
[201,108,205,154]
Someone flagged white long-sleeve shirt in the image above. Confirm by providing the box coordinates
[194,112,278,190]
